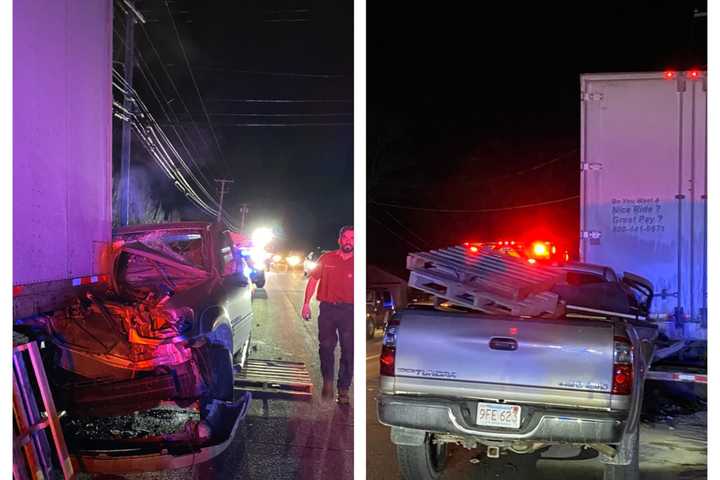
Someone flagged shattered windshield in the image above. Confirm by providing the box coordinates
[118,230,207,269]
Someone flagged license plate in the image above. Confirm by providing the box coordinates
[475,402,521,429]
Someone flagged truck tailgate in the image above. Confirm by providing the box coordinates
[393,310,616,409]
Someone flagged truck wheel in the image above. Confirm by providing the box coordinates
[253,271,266,288]
[396,433,448,480]
[194,343,234,401]
[367,317,375,339]
[603,430,640,480]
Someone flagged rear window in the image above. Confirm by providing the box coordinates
[564,271,607,286]
[118,230,207,269]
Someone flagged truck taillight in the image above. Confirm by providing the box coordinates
[380,323,399,377]
[380,346,396,376]
[612,337,633,395]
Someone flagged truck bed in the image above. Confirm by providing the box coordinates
[383,309,623,412]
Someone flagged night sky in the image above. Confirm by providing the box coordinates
[113,0,353,253]
[368,1,707,277]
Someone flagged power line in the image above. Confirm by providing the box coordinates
[111,70,240,227]
[207,98,352,104]
[381,209,431,249]
[137,16,214,156]
[164,0,228,170]
[211,122,353,127]
[214,179,234,222]
[199,112,353,117]
[368,215,423,252]
[265,19,309,23]
[461,148,579,186]
[369,195,580,213]
[166,65,346,79]
[132,47,215,183]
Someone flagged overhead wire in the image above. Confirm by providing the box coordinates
[137,15,214,155]
[368,195,580,213]
[112,69,240,226]
[380,209,431,250]
[163,0,229,170]
[113,8,240,228]
[114,23,217,182]
[206,98,353,104]
[368,215,424,252]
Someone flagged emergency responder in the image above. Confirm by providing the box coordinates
[301,226,354,404]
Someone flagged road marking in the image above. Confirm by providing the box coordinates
[366,354,380,361]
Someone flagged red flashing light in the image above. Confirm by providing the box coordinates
[13,285,24,297]
[687,70,700,79]
[532,242,549,257]
[509,327,519,335]
[664,70,676,79]
[470,246,479,253]
[464,242,470,247]
[99,274,110,283]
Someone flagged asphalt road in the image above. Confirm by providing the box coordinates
[366,336,707,480]
[87,271,353,480]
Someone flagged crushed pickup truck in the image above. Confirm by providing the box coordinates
[377,244,657,480]
[17,222,255,471]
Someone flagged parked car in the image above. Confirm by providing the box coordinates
[34,222,253,416]
[366,288,394,339]
[304,247,328,277]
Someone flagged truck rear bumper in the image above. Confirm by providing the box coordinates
[71,392,251,474]
[378,394,626,444]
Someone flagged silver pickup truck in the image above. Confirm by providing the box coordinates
[377,263,657,480]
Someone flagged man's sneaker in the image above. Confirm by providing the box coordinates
[336,388,350,405]
[321,382,334,401]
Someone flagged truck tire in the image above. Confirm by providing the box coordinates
[367,317,375,339]
[603,430,640,480]
[253,271,266,288]
[396,433,448,480]
[194,343,234,401]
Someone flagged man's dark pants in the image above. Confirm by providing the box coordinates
[318,302,354,389]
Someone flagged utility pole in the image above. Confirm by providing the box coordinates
[239,204,249,230]
[118,1,145,226]
[215,179,234,223]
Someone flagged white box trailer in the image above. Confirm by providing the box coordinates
[579,71,707,340]
[13,0,113,319]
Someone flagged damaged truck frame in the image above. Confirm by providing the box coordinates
[15,222,256,471]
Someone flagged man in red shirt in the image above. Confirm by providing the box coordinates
[302,226,354,404]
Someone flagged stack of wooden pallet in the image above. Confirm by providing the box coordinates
[407,245,566,317]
